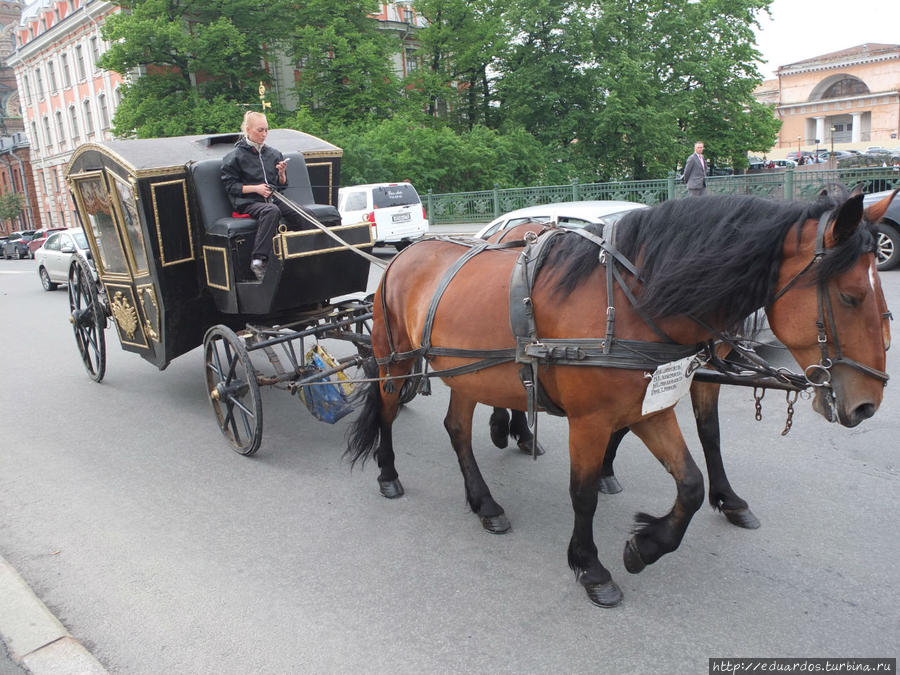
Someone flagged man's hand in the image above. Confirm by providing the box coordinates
[245,183,273,198]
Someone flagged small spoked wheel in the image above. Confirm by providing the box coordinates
[204,325,263,456]
[68,258,106,382]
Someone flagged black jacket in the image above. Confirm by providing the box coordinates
[220,139,287,212]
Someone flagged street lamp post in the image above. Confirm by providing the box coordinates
[830,126,835,154]
[797,135,801,157]
[815,138,820,163]
[829,126,836,168]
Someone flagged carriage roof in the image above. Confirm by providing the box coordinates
[66,129,342,177]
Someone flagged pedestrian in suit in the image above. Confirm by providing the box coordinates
[681,141,707,197]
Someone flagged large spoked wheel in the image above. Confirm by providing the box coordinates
[68,258,106,382]
[204,325,263,456]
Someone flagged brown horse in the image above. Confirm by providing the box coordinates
[348,192,893,607]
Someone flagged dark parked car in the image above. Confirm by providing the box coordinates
[3,229,37,259]
[0,235,8,256]
[864,189,900,271]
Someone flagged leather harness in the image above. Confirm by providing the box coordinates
[375,210,889,448]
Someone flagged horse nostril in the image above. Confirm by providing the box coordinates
[850,403,876,426]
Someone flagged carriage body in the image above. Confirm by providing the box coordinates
[65,129,373,370]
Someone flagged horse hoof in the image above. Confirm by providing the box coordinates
[723,507,761,529]
[598,474,623,494]
[623,538,646,574]
[489,413,510,449]
[379,479,404,499]
[516,439,545,456]
[481,513,511,534]
[584,580,623,608]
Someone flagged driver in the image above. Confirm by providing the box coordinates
[221,111,307,281]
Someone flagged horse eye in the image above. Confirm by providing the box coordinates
[839,292,861,308]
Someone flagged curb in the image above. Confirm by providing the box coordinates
[0,555,107,674]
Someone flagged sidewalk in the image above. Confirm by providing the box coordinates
[0,555,107,674]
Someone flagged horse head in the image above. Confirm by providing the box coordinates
[768,190,896,427]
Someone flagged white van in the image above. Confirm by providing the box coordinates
[338,182,429,249]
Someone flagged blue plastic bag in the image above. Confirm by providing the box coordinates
[298,344,357,424]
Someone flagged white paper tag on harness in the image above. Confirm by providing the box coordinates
[641,355,697,416]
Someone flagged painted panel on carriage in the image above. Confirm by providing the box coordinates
[71,174,130,280]
[110,173,150,276]
[641,355,699,415]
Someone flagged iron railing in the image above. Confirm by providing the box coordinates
[424,166,900,225]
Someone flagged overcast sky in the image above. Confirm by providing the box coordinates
[754,0,900,79]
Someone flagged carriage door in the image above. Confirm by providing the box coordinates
[71,171,160,361]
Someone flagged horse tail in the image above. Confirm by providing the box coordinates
[345,358,382,468]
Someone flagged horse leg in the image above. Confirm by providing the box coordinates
[445,392,510,534]
[622,411,704,574]
[508,409,546,456]
[567,415,624,607]
[488,407,510,448]
[691,382,760,529]
[347,359,407,498]
[598,428,629,494]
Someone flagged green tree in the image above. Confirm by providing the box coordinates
[411,0,507,129]
[102,0,300,136]
[0,192,25,227]
[288,0,401,126]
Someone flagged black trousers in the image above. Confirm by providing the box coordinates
[241,200,310,260]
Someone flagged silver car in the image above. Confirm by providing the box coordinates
[474,200,648,239]
[863,189,900,271]
[35,228,92,291]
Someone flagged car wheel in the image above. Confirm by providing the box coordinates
[14,246,22,260]
[875,222,900,271]
[28,249,35,259]
[39,266,58,291]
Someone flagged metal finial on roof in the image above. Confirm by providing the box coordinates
[258,82,271,111]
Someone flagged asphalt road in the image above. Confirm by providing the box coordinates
[0,254,897,674]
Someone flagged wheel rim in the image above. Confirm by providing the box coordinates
[204,326,263,455]
[40,268,51,290]
[68,261,106,382]
[876,231,894,267]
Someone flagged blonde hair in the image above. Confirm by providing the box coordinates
[241,111,267,137]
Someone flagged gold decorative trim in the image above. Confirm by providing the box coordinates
[136,283,160,343]
[111,290,139,339]
[107,169,150,276]
[68,171,132,281]
[306,161,335,204]
[276,224,374,260]
[302,149,343,159]
[150,179,195,266]
[65,141,188,179]
[202,245,230,291]
[104,284,149,349]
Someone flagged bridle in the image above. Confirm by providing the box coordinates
[770,209,890,412]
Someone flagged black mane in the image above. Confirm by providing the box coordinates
[543,194,872,327]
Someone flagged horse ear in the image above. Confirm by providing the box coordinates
[830,193,865,244]
[863,188,899,226]
[849,182,866,197]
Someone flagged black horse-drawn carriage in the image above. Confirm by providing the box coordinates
[65,129,382,454]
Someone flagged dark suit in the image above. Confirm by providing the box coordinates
[682,152,707,196]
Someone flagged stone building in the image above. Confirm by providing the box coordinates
[755,43,900,154]
[7,0,122,229]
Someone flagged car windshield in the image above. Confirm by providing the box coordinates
[72,231,88,248]
[373,184,419,208]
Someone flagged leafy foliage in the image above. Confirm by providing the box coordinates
[0,192,26,224]
[102,0,779,188]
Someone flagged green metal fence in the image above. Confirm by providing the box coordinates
[424,166,900,225]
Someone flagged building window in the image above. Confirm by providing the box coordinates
[61,53,71,87]
[67,0,74,11]
[823,78,868,99]
[34,68,44,98]
[42,116,52,147]
[69,106,80,141]
[47,60,57,91]
[21,74,31,100]
[55,111,66,146]
[98,94,109,129]
[75,44,85,80]
[83,100,94,135]
[29,121,39,151]
[89,37,100,69]
[405,49,418,74]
